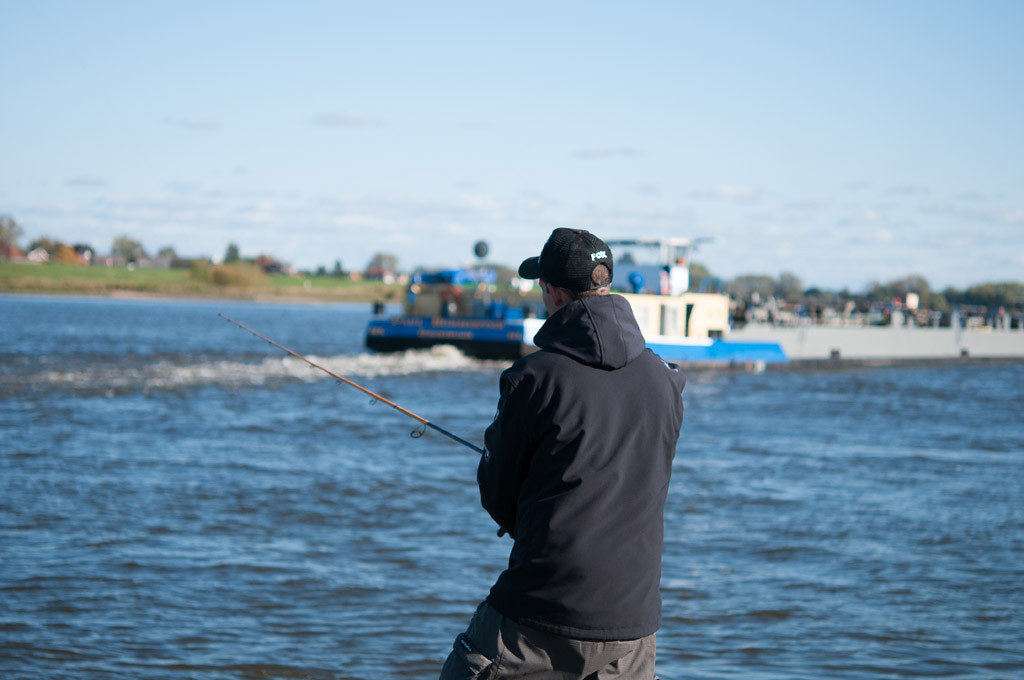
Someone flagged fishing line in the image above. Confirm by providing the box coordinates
[219,314,486,455]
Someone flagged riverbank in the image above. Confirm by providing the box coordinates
[0,261,404,304]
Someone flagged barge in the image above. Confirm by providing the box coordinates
[367,238,1024,367]
[365,238,788,366]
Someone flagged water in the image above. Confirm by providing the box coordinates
[2,295,1022,679]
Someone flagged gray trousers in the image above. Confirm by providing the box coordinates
[439,602,657,680]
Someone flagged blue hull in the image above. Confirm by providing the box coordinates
[366,316,788,364]
[365,316,527,360]
[646,339,789,364]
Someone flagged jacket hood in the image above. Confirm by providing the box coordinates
[533,294,646,369]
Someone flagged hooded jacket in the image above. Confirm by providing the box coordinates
[479,293,686,641]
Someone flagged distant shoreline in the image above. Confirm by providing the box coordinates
[0,261,405,306]
[0,287,398,306]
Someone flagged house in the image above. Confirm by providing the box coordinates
[0,244,26,261]
[26,247,50,263]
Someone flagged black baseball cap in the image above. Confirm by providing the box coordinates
[518,228,613,292]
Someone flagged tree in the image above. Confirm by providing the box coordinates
[211,261,267,286]
[28,237,60,254]
[728,274,776,301]
[72,243,95,263]
[112,235,147,261]
[865,280,893,303]
[865,274,935,309]
[0,214,23,247]
[776,272,803,302]
[959,282,1024,310]
[365,252,398,278]
[332,260,345,277]
[929,292,951,314]
[53,243,81,264]
[688,262,711,292]
[887,275,932,307]
[224,243,240,263]
[157,246,178,258]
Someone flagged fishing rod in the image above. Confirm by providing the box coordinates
[219,314,486,456]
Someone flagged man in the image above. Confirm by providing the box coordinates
[440,228,686,679]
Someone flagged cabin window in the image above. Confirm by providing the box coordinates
[634,305,650,333]
[660,304,680,336]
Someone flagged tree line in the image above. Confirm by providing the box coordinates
[1,215,172,263]
[0,213,396,278]
[3,213,1021,312]
[703,269,1024,317]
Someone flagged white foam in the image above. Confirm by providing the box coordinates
[37,345,501,393]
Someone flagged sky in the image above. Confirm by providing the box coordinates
[2,0,1022,291]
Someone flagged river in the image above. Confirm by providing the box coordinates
[2,295,1022,679]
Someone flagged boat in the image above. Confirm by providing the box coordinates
[367,236,1024,368]
[727,305,1024,364]
[365,238,789,366]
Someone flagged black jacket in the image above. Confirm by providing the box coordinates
[479,294,686,641]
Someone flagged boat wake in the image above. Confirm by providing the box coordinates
[4,345,504,396]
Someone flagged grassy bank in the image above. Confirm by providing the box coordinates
[0,261,404,303]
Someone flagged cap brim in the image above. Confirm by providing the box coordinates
[518,256,542,280]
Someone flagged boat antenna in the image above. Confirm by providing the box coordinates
[218,314,486,455]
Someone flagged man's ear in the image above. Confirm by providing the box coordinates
[548,284,573,309]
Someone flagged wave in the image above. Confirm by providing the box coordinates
[4,345,503,395]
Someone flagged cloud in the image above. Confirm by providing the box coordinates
[16,177,1016,290]
[884,184,930,197]
[441,221,473,236]
[920,202,1024,225]
[312,112,386,127]
[837,207,890,228]
[235,199,278,224]
[163,116,219,131]
[517,190,562,212]
[455,194,507,220]
[573,147,644,160]
[955,191,1009,202]
[782,198,832,213]
[331,214,394,231]
[689,183,761,202]
[166,181,201,193]
[66,177,108,188]
[632,183,662,197]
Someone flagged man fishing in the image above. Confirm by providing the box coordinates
[440,228,686,679]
